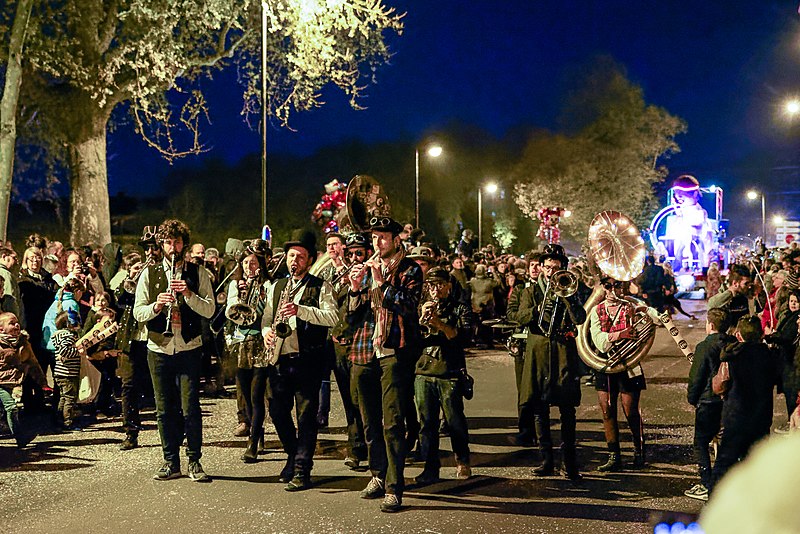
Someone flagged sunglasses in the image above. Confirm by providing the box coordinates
[145,244,160,252]
[603,281,623,290]
[347,250,366,257]
[369,216,393,228]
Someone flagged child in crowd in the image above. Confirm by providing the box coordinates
[0,312,45,447]
[81,292,119,417]
[684,308,731,501]
[710,315,780,493]
[52,309,83,430]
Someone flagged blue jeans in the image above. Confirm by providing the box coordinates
[148,348,203,466]
[414,375,470,471]
[0,387,19,437]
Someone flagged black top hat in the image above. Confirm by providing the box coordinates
[368,216,404,236]
[138,226,159,247]
[539,243,568,266]
[346,232,370,249]
[284,230,318,261]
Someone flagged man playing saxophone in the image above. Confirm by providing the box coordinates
[506,243,586,481]
[260,231,338,491]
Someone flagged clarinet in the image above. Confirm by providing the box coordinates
[163,253,177,338]
[264,265,297,364]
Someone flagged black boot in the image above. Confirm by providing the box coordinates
[533,448,554,476]
[561,444,582,481]
[632,448,645,468]
[597,442,622,472]
[241,429,262,463]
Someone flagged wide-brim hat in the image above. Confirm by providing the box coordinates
[539,243,568,266]
[368,216,404,236]
[245,238,271,258]
[138,226,159,247]
[284,230,318,261]
[408,246,435,263]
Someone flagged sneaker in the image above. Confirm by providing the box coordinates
[360,476,385,499]
[775,422,791,434]
[684,483,709,501]
[344,456,360,470]
[455,463,472,480]
[119,436,138,451]
[153,462,181,480]
[285,474,311,492]
[188,460,211,482]
[233,423,250,437]
[380,493,402,513]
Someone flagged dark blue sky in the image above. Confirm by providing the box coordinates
[108,0,800,223]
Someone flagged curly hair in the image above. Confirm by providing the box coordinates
[157,219,191,246]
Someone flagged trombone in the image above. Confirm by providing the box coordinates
[537,269,578,337]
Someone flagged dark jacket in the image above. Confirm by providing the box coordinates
[687,332,731,406]
[506,276,587,406]
[720,340,781,435]
[415,297,472,378]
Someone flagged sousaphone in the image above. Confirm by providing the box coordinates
[576,210,655,373]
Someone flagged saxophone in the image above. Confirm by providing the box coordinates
[264,267,296,365]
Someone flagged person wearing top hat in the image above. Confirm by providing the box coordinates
[346,216,423,513]
[115,226,160,451]
[133,219,215,482]
[506,243,586,481]
[260,230,339,491]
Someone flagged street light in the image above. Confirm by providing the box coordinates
[746,190,766,242]
[786,99,800,116]
[414,144,443,228]
[773,215,785,225]
[478,182,498,249]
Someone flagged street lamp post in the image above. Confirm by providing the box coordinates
[414,145,442,228]
[747,190,766,243]
[478,182,498,249]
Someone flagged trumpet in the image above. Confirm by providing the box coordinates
[537,269,578,337]
[123,257,155,294]
[419,297,441,338]
[162,253,177,338]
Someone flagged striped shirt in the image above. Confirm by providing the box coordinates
[52,329,81,378]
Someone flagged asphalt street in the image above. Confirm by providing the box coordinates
[0,300,782,533]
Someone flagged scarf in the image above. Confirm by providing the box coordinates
[0,332,19,348]
[371,249,405,349]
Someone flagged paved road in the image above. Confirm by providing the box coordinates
[0,300,780,533]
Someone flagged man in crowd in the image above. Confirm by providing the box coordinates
[347,216,422,512]
[133,219,215,482]
[708,264,754,328]
[507,243,586,481]
[261,231,338,491]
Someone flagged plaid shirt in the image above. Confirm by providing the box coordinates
[346,255,422,364]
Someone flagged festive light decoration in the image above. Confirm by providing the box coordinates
[311,179,347,233]
[536,206,566,244]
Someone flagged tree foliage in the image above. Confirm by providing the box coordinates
[513,61,687,243]
[0,0,404,245]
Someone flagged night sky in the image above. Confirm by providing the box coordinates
[107,0,800,230]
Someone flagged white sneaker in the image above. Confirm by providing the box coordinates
[775,422,791,434]
[359,476,385,499]
[684,483,709,501]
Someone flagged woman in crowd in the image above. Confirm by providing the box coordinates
[705,261,722,299]
[765,289,800,433]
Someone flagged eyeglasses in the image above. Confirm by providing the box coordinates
[369,216,393,228]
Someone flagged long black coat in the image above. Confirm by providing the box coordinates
[506,277,586,407]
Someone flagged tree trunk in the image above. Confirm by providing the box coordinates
[0,0,35,242]
[68,126,111,246]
